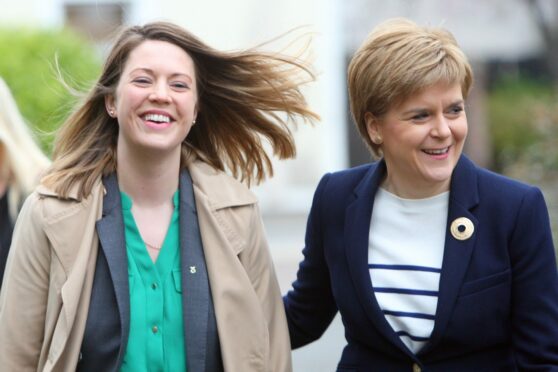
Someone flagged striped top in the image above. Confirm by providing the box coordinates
[368,188,449,353]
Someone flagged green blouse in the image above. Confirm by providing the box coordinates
[119,190,186,372]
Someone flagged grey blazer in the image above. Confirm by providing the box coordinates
[77,170,223,371]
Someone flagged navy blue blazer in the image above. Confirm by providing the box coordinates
[284,155,558,371]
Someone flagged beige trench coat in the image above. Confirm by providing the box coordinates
[0,160,292,372]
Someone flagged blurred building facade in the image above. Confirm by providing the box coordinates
[0,1,555,369]
[0,0,553,216]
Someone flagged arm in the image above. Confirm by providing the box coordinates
[509,187,558,369]
[283,174,338,348]
[0,193,50,371]
[239,202,292,372]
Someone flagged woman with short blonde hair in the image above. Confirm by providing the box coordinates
[284,18,558,370]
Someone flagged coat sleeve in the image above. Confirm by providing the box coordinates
[509,187,558,368]
[0,193,50,371]
[239,202,293,372]
[283,174,338,349]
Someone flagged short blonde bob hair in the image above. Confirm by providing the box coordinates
[348,18,473,156]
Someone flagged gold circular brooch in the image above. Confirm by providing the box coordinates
[450,217,474,241]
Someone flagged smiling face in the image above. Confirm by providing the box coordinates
[106,39,198,158]
[365,82,468,198]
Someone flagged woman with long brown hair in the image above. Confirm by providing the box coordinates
[0,22,317,371]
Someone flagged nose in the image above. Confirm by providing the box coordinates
[149,82,171,103]
[431,114,451,138]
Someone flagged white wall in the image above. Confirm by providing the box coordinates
[129,0,348,215]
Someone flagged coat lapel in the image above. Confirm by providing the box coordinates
[421,156,480,353]
[95,174,130,366]
[37,180,104,370]
[188,160,263,371]
[344,160,414,356]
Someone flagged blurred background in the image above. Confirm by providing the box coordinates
[1,0,557,370]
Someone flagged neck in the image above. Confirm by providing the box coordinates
[382,173,450,199]
[116,144,180,207]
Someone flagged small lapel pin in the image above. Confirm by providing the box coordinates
[190,266,197,274]
[450,217,474,241]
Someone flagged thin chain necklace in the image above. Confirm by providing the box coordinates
[144,241,162,250]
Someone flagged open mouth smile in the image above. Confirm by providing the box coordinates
[422,146,450,155]
[143,113,172,124]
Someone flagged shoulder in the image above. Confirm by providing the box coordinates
[455,157,548,217]
[475,166,537,196]
[314,162,377,198]
[28,178,104,224]
[187,160,258,210]
[327,162,375,183]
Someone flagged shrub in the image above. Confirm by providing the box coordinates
[0,27,101,153]
[487,78,557,179]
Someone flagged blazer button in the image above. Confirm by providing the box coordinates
[412,363,421,372]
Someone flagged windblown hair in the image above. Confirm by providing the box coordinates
[43,21,318,199]
[0,77,50,220]
[348,18,473,156]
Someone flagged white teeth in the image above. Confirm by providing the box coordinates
[144,113,170,123]
[424,147,449,155]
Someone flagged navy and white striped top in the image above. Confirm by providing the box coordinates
[368,188,449,353]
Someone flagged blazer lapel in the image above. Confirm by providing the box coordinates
[95,174,130,366]
[179,169,213,372]
[344,160,414,356]
[421,156,480,354]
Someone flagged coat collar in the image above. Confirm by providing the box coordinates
[345,155,481,357]
[35,160,257,209]
[421,155,480,354]
[187,160,257,211]
[36,178,102,202]
[345,159,415,356]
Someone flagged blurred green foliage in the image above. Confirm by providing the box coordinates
[488,78,558,257]
[487,78,558,180]
[0,27,101,154]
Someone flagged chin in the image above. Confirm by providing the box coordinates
[422,169,453,184]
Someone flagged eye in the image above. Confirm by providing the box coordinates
[132,77,151,85]
[411,111,429,122]
[447,105,464,116]
[171,81,189,90]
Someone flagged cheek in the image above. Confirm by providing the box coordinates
[454,120,468,142]
[116,88,143,112]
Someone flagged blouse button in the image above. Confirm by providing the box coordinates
[152,325,159,334]
[151,282,158,290]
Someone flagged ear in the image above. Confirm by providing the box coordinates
[105,95,116,118]
[364,112,383,145]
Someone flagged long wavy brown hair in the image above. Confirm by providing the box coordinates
[43,21,318,198]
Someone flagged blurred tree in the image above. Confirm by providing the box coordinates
[0,28,101,153]
[527,0,558,88]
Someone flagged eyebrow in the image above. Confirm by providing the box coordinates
[401,99,465,116]
[129,68,193,83]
